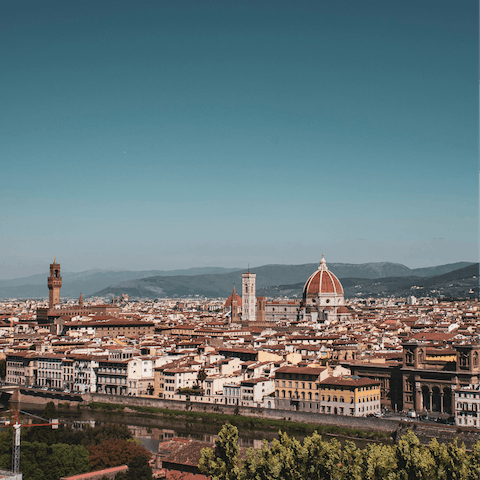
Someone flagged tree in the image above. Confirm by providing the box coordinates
[19,441,91,480]
[125,453,153,480]
[198,427,480,480]
[339,440,363,480]
[197,368,207,386]
[465,440,480,480]
[43,402,57,420]
[0,428,12,471]
[243,432,304,480]
[199,423,241,480]
[302,432,342,480]
[429,437,468,480]
[115,454,153,480]
[395,429,435,479]
[87,438,150,470]
[361,443,397,480]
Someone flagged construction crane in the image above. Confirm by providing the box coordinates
[1,409,59,475]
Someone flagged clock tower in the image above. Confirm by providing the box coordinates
[47,258,62,309]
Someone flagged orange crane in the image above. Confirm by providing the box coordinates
[1,409,58,475]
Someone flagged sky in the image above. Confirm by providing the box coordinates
[1,0,478,279]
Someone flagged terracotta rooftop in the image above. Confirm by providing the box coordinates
[319,376,381,387]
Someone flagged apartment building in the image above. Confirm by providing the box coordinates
[163,368,198,399]
[72,355,100,393]
[240,377,275,407]
[6,353,36,386]
[127,356,154,396]
[37,354,65,389]
[318,376,381,417]
[274,365,328,411]
[455,384,480,427]
[96,359,128,395]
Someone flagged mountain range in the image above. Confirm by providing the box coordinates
[258,264,479,300]
[0,261,475,300]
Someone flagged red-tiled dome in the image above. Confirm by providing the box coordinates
[225,293,242,307]
[303,255,343,299]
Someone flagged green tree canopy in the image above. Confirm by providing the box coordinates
[199,423,241,480]
[42,402,57,420]
[199,427,480,480]
[87,438,151,470]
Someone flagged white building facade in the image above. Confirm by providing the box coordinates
[455,384,480,428]
[242,272,256,322]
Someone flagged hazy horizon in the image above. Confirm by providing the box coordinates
[0,258,476,281]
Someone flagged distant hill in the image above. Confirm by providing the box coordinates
[91,262,478,300]
[0,267,242,299]
[0,261,476,300]
[410,262,476,277]
[258,264,479,299]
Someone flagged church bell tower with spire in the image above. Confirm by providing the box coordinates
[48,258,62,309]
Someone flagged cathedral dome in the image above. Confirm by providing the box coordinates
[303,254,344,303]
[225,293,242,308]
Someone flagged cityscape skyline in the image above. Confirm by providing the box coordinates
[1,0,478,279]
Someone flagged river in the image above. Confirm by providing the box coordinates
[7,401,393,454]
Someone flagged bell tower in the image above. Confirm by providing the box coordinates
[242,271,256,322]
[48,258,62,309]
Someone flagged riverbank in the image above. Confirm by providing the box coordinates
[2,387,398,441]
[7,389,480,450]
[82,392,399,433]
[86,401,393,441]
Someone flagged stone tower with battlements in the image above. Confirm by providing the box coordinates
[47,259,62,309]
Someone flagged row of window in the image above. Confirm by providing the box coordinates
[277,374,316,381]
[97,377,127,385]
[276,390,379,403]
[458,392,480,398]
[97,367,126,374]
[276,381,315,389]
[38,371,62,378]
[37,362,62,369]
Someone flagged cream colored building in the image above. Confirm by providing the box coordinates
[242,272,256,322]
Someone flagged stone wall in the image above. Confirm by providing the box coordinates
[82,393,398,434]
[12,388,83,406]
[396,422,480,450]
[12,389,477,447]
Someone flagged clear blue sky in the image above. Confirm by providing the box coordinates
[1,0,478,278]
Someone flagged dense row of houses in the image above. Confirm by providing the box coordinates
[1,270,479,427]
[5,346,383,416]
[7,335,480,427]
